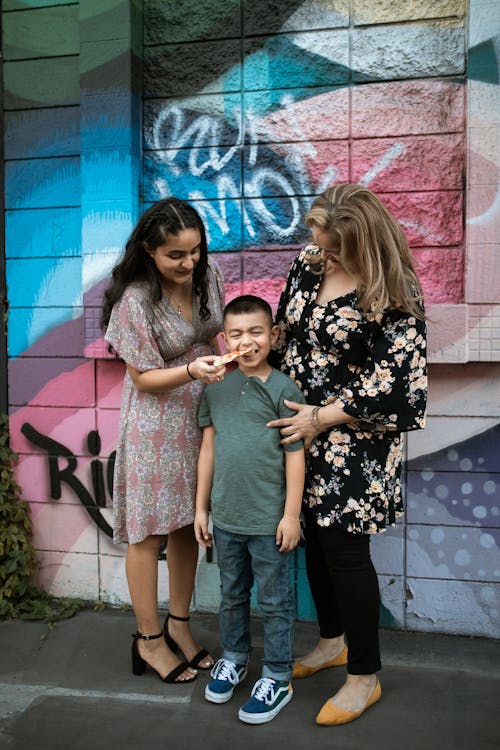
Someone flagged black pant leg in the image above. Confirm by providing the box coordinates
[303,513,344,638]
[308,519,382,674]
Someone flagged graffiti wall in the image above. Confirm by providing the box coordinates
[3,0,500,637]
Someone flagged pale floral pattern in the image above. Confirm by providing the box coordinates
[272,248,427,534]
[105,260,224,543]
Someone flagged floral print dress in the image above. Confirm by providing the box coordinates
[272,248,427,535]
[105,259,224,544]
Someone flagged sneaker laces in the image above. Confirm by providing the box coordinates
[251,677,275,701]
[211,659,243,686]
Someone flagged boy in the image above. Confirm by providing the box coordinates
[194,295,306,725]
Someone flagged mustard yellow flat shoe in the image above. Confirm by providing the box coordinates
[292,645,348,679]
[315,678,381,725]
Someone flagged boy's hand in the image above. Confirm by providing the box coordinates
[276,516,301,552]
[194,510,213,547]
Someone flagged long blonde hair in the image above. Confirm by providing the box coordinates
[305,183,425,319]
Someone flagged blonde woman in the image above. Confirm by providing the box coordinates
[268,183,427,725]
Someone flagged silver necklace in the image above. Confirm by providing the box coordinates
[162,288,183,315]
[171,298,182,315]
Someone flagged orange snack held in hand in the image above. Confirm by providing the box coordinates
[213,346,255,367]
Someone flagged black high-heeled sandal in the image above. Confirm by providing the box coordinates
[131,630,197,683]
[163,613,213,671]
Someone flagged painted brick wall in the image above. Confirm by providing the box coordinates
[3,0,500,637]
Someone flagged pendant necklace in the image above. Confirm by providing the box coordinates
[163,288,183,315]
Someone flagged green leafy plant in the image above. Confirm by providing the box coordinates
[0,414,82,621]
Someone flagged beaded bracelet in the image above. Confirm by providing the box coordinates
[310,405,322,432]
[186,362,196,380]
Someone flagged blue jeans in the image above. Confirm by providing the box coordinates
[213,526,295,682]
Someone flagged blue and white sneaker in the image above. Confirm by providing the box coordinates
[205,658,248,704]
[238,677,293,724]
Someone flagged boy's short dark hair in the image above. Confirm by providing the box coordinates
[223,295,273,326]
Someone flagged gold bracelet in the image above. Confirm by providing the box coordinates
[310,405,322,432]
[186,362,196,380]
[283,515,300,522]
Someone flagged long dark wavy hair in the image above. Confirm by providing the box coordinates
[101,198,211,330]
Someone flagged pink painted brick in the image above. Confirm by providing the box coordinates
[465,244,500,304]
[95,408,121,456]
[413,247,464,303]
[468,132,500,187]
[250,86,349,142]
[239,278,288,311]
[15,454,58,503]
[352,79,464,137]
[216,253,243,286]
[380,191,463,246]
[9,406,96,455]
[224,281,243,302]
[31,502,99,555]
[467,185,500,244]
[242,250,298,281]
[96,358,125,409]
[9,360,96,408]
[352,134,464,192]
[306,140,349,190]
[15,452,96,506]
[426,303,468,363]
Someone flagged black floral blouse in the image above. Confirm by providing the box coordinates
[272,248,427,535]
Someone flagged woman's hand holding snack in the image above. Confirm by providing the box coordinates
[188,355,226,384]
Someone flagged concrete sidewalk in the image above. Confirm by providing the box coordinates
[0,608,499,750]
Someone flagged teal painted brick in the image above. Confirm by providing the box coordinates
[244,31,349,90]
[81,149,137,203]
[295,567,317,622]
[7,257,82,307]
[3,5,79,60]
[81,92,138,149]
[143,148,242,202]
[5,157,80,209]
[3,57,80,109]
[6,207,81,258]
[243,196,310,247]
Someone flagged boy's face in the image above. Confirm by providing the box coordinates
[223,310,277,375]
